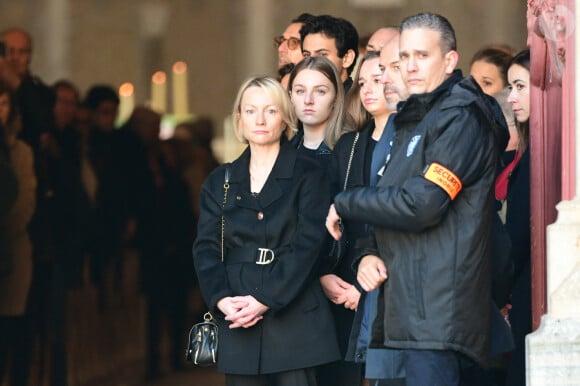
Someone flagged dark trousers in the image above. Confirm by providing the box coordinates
[47,265,68,386]
[369,378,406,386]
[402,349,460,386]
[370,378,406,386]
[226,368,317,386]
[316,359,362,386]
[145,285,188,377]
[0,315,34,386]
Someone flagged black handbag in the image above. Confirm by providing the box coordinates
[185,165,230,366]
[329,133,359,270]
[185,312,219,366]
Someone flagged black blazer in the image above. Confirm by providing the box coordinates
[193,140,340,375]
[331,123,375,282]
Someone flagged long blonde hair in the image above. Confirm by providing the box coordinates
[288,56,352,148]
[344,51,381,131]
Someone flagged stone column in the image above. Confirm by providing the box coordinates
[139,1,170,106]
[526,1,580,384]
[244,0,275,76]
[41,0,71,82]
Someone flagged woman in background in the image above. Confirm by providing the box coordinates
[339,51,407,386]
[288,55,357,386]
[288,56,350,163]
[498,49,531,386]
[469,46,513,96]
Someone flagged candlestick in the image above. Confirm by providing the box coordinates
[172,61,189,117]
[150,71,167,114]
[117,82,135,127]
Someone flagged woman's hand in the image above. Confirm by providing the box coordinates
[325,204,343,240]
[320,274,350,304]
[336,284,361,311]
[225,295,269,329]
[216,297,249,318]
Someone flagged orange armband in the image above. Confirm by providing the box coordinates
[423,162,462,200]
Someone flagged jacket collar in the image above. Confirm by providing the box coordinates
[291,129,333,155]
[395,70,463,127]
[229,140,296,209]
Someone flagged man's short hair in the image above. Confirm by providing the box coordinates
[400,12,457,54]
[53,79,80,100]
[300,15,359,75]
[84,85,120,110]
[291,13,315,24]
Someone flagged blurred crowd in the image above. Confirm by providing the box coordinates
[0,27,219,386]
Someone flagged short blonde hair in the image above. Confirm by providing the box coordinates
[232,76,297,143]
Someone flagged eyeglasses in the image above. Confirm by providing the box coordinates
[273,36,301,50]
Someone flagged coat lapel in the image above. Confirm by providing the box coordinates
[229,147,258,210]
[257,141,295,208]
[228,142,296,210]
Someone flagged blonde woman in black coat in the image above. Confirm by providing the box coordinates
[193,76,340,386]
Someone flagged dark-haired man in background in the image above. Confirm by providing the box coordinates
[300,15,359,92]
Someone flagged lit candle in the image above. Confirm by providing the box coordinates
[117,82,135,127]
[172,61,189,117]
[150,71,167,114]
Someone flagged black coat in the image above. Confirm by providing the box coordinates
[0,124,18,276]
[193,140,340,374]
[334,72,508,365]
[505,148,531,385]
[331,122,376,281]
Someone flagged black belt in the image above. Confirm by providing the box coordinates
[225,246,289,265]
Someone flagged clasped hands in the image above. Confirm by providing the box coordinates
[320,274,360,310]
[325,204,388,293]
[217,295,269,329]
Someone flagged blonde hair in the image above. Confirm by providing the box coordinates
[232,76,297,143]
[288,56,352,148]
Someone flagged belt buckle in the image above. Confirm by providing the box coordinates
[256,248,275,265]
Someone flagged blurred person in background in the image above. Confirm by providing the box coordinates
[0,81,37,386]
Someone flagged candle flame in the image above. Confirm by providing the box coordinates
[173,61,187,74]
[119,82,134,97]
[152,71,167,84]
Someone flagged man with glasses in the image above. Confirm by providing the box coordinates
[274,13,314,69]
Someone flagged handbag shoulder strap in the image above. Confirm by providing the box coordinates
[343,132,360,191]
[221,165,231,262]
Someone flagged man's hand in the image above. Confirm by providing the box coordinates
[325,204,343,240]
[320,274,350,304]
[336,284,361,310]
[225,295,269,329]
[357,255,388,291]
